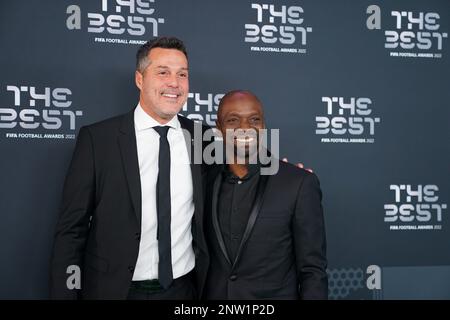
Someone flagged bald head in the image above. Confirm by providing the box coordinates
[217,90,264,128]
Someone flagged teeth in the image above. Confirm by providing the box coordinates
[236,137,254,143]
[162,93,178,98]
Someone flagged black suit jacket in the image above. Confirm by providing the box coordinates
[204,160,328,300]
[50,110,209,299]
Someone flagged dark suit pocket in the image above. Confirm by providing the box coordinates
[84,252,109,273]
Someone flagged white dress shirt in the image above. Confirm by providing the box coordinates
[132,103,195,281]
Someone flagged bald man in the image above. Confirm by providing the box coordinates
[203,90,328,300]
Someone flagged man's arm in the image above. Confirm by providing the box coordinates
[49,127,95,299]
[293,172,328,299]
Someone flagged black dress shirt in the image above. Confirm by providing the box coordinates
[217,164,260,261]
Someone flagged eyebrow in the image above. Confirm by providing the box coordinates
[225,111,261,117]
[155,65,189,71]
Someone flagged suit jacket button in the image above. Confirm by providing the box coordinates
[128,266,135,273]
[135,232,141,240]
[229,275,237,281]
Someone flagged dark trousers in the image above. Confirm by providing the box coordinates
[127,272,196,300]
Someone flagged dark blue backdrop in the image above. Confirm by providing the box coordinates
[0,0,449,299]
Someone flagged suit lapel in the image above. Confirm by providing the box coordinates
[211,171,232,265]
[118,111,142,226]
[231,174,269,271]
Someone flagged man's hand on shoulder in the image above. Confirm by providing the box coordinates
[282,158,314,173]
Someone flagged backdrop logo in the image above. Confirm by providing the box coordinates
[245,3,312,54]
[315,97,381,144]
[366,5,448,59]
[181,92,224,127]
[0,85,83,140]
[66,0,165,45]
[384,184,447,231]
[328,265,382,300]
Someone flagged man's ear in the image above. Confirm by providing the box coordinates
[135,70,143,90]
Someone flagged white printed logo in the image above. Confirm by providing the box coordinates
[245,3,312,54]
[366,5,448,59]
[181,92,224,127]
[315,97,381,144]
[0,85,83,140]
[384,184,447,231]
[66,0,165,45]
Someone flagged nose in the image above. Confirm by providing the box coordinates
[239,119,252,130]
[239,124,251,131]
[166,74,179,88]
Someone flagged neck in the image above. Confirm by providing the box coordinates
[139,100,174,125]
[228,163,248,178]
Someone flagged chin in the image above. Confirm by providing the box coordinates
[161,106,183,116]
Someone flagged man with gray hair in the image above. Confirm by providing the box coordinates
[50,37,209,299]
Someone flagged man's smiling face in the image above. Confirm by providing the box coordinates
[135,47,189,123]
